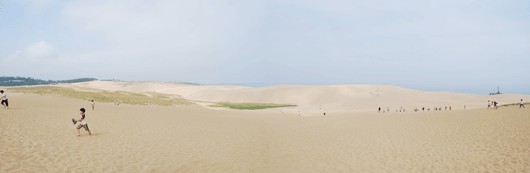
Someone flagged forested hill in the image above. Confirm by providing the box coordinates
[0,76,97,86]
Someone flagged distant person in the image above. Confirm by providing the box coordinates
[387,107,389,111]
[521,99,525,108]
[298,111,301,116]
[323,112,326,116]
[378,107,381,113]
[281,108,283,113]
[445,106,447,110]
[91,100,95,110]
[464,105,466,109]
[428,108,430,111]
[449,106,451,110]
[75,108,92,136]
[0,90,8,109]
[488,100,491,109]
[422,107,424,111]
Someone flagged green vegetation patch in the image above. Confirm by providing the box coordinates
[208,102,296,110]
[500,102,529,107]
[10,86,195,106]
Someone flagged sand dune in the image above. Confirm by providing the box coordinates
[60,81,530,113]
[61,81,250,97]
[1,93,530,172]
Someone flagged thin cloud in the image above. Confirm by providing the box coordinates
[24,41,57,58]
[17,0,57,13]
[0,0,528,91]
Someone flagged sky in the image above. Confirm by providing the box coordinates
[0,0,529,94]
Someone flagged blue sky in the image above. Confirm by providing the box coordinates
[0,0,529,94]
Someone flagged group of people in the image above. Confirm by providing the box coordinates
[487,99,526,109]
[433,106,452,111]
[378,107,392,113]
[378,106,454,113]
[487,100,499,110]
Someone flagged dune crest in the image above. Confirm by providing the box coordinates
[59,81,530,112]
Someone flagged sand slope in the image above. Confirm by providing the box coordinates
[1,93,530,172]
[60,81,530,113]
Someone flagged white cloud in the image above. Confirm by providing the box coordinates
[1,41,57,66]
[24,41,56,58]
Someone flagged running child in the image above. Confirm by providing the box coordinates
[75,108,92,136]
[1,90,8,109]
[521,99,525,108]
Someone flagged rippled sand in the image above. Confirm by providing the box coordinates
[1,93,530,172]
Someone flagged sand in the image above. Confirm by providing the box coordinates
[2,92,530,172]
[60,81,530,113]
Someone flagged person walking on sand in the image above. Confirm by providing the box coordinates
[91,100,95,110]
[75,108,92,136]
[488,100,491,109]
[378,107,381,113]
[1,90,8,109]
[521,99,525,108]
[298,111,301,116]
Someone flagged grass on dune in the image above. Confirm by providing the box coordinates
[500,102,530,107]
[208,102,296,110]
[10,86,195,106]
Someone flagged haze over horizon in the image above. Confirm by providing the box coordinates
[1,0,529,94]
